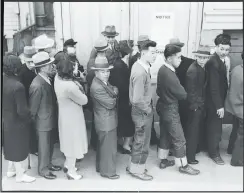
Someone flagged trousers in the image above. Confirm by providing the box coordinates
[129,106,153,174]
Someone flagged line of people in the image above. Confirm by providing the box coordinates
[2,26,243,183]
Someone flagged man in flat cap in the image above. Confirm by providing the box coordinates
[169,38,195,135]
[205,33,231,165]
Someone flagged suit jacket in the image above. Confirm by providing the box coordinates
[186,61,207,110]
[176,55,195,88]
[205,53,228,110]
[2,74,30,131]
[90,77,118,132]
[29,74,57,131]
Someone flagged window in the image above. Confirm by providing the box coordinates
[34,2,54,28]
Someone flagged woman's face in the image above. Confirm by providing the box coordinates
[67,46,76,56]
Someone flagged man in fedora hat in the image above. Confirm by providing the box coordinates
[18,46,38,156]
[29,52,62,180]
[185,46,211,164]
[129,35,159,146]
[169,38,195,135]
[86,36,110,151]
[33,34,56,56]
[90,55,120,180]
[205,33,230,165]
[88,25,120,68]
[127,39,157,181]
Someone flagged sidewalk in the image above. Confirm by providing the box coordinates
[1,124,243,191]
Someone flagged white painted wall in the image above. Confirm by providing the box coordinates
[4,2,19,38]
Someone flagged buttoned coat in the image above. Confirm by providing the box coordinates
[54,75,88,158]
[29,74,57,131]
[90,77,118,132]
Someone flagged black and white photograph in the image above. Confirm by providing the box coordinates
[1,1,243,191]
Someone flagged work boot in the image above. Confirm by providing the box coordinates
[179,165,200,175]
[126,167,153,181]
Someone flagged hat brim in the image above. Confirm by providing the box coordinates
[101,32,119,37]
[35,43,54,50]
[64,42,77,47]
[91,65,114,70]
[171,42,185,47]
[34,57,55,68]
[193,51,211,56]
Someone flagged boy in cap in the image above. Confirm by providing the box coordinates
[90,55,119,179]
[205,33,230,165]
[18,46,38,156]
[169,38,195,135]
[156,44,200,175]
[29,52,62,180]
[185,46,211,164]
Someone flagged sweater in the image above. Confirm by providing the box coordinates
[129,61,152,114]
[157,65,187,105]
[225,64,243,119]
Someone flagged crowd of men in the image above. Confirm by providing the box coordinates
[2,25,243,183]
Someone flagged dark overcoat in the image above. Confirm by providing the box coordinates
[109,59,135,137]
[2,74,30,161]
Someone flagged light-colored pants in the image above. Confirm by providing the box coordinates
[8,161,25,179]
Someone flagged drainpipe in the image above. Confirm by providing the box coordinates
[17,2,21,30]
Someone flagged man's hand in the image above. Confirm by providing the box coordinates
[113,86,119,95]
[217,108,224,118]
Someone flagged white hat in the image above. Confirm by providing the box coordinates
[33,34,55,50]
[32,51,55,68]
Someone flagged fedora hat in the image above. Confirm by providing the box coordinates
[22,46,36,62]
[101,25,119,37]
[32,51,55,68]
[34,34,55,50]
[94,37,109,52]
[91,56,113,70]
[193,45,211,56]
[136,35,150,46]
[169,37,185,47]
[64,38,77,47]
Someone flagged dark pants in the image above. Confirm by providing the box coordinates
[186,107,205,160]
[90,112,98,149]
[30,126,38,154]
[231,118,243,164]
[179,100,188,136]
[158,102,186,158]
[37,130,54,176]
[206,106,223,158]
[228,116,239,153]
[129,107,153,174]
[96,129,117,176]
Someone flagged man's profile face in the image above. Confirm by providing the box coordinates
[168,52,182,68]
[216,44,230,59]
[142,46,157,64]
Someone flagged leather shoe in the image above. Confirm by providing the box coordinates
[49,165,62,171]
[101,174,120,179]
[126,167,153,181]
[43,172,57,180]
[211,156,225,165]
[179,165,200,175]
[230,161,243,167]
[76,159,82,162]
[159,159,175,169]
[188,159,199,165]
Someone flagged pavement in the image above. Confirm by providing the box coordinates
[1,124,243,191]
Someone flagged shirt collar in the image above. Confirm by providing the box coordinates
[138,59,150,73]
[39,73,51,85]
[164,62,175,72]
